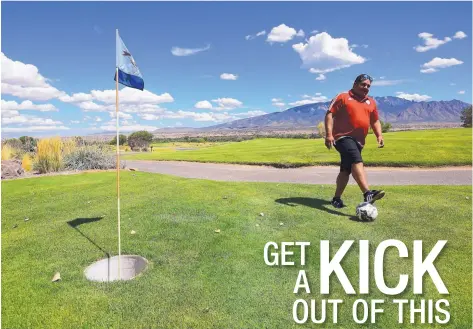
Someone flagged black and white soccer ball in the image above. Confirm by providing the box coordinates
[356,202,378,221]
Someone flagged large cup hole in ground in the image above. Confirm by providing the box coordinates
[84,255,148,282]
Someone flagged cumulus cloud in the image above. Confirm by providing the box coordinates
[171,44,210,56]
[1,100,57,112]
[211,97,243,110]
[396,92,431,102]
[2,125,69,132]
[415,32,452,52]
[1,52,65,101]
[194,100,213,109]
[267,24,301,43]
[458,90,465,94]
[220,73,238,80]
[293,32,366,74]
[420,57,463,73]
[315,74,326,81]
[453,31,467,39]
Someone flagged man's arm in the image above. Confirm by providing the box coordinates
[324,111,334,149]
[371,120,384,147]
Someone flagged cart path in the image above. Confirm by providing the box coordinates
[124,160,472,185]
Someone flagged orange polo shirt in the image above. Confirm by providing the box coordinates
[328,90,379,147]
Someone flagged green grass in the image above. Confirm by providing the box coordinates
[123,128,472,167]
[2,172,471,328]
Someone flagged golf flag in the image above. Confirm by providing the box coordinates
[115,30,144,90]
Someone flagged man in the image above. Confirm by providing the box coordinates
[324,74,385,208]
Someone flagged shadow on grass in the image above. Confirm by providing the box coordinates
[67,217,110,258]
[275,197,358,219]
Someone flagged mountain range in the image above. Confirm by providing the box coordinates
[199,96,470,131]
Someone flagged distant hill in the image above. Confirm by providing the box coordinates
[202,96,470,130]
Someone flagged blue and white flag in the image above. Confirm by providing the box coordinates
[115,30,144,90]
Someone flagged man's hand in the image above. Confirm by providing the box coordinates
[377,135,384,148]
[325,135,334,149]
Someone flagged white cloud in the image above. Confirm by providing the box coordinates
[450,83,456,86]
[420,68,437,74]
[1,52,65,101]
[211,97,243,110]
[59,92,93,103]
[315,92,322,96]
[310,30,319,35]
[272,102,286,108]
[246,30,266,40]
[2,114,63,126]
[421,57,463,73]
[415,32,452,52]
[95,117,102,122]
[163,110,233,122]
[458,90,466,94]
[453,31,467,39]
[109,111,133,119]
[293,32,366,73]
[171,44,210,56]
[372,79,404,86]
[195,100,213,109]
[91,88,174,105]
[220,73,238,80]
[234,110,267,118]
[1,100,57,112]
[78,101,110,112]
[139,113,161,121]
[267,24,299,43]
[2,125,69,132]
[70,120,80,124]
[99,124,158,132]
[396,92,431,102]
[289,96,329,106]
[296,29,305,38]
[315,74,326,81]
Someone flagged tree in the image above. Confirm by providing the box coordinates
[127,131,153,150]
[380,121,392,133]
[110,134,127,146]
[317,121,326,138]
[461,105,472,128]
[19,136,37,152]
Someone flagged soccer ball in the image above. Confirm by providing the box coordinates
[356,202,378,221]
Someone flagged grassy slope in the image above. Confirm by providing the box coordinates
[1,171,471,328]
[122,129,472,167]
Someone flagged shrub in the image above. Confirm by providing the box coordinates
[63,146,124,170]
[1,144,14,160]
[21,154,33,172]
[33,137,64,173]
[128,131,153,150]
[110,134,127,146]
[380,121,392,133]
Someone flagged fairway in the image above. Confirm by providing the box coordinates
[122,128,472,167]
[1,172,471,329]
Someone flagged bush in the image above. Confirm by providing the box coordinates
[110,134,127,146]
[21,154,33,172]
[1,143,15,160]
[128,131,153,150]
[33,137,64,173]
[64,146,125,170]
[19,136,38,152]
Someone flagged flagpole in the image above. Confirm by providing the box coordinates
[116,65,121,280]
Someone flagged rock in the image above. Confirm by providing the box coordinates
[1,160,25,179]
[129,168,139,171]
[259,213,264,217]
[214,229,221,233]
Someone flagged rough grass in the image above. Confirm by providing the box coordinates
[123,129,472,167]
[1,171,471,328]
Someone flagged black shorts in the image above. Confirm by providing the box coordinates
[334,137,363,173]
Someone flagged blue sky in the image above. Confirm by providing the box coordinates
[1,1,472,137]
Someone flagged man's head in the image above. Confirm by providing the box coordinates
[352,74,373,98]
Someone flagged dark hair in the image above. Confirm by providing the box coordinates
[354,74,373,84]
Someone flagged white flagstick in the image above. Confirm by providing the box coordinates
[116,66,121,280]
